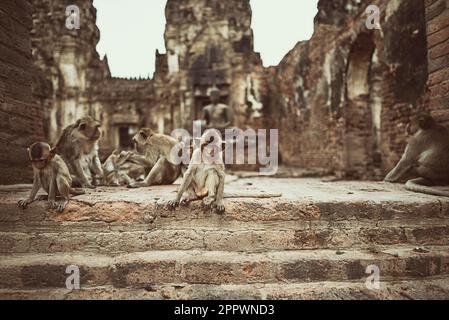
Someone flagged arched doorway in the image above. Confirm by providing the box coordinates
[344,32,383,179]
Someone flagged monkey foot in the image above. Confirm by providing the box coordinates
[128,182,146,189]
[167,199,180,210]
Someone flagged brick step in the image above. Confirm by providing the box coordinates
[1,278,449,300]
[1,180,448,226]
[1,219,449,254]
[1,246,448,289]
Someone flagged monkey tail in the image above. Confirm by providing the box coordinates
[70,188,86,196]
[405,179,449,198]
[224,192,282,199]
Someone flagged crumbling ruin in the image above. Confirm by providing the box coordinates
[23,0,449,182]
[1,0,449,300]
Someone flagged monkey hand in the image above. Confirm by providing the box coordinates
[83,183,96,189]
[180,197,191,206]
[17,199,32,209]
[202,196,215,209]
[167,198,180,210]
[214,199,225,214]
[121,151,134,160]
[54,200,69,213]
[48,200,58,210]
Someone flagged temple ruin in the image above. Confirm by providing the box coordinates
[1,0,449,300]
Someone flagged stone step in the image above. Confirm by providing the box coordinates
[1,246,448,289]
[1,277,449,300]
[1,179,448,226]
[1,218,449,254]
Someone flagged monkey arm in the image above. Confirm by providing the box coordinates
[215,170,226,202]
[174,167,196,202]
[29,172,40,200]
[214,170,226,213]
[92,155,104,177]
[128,154,154,169]
[73,158,92,188]
[48,170,56,203]
[384,145,416,182]
[18,174,41,209]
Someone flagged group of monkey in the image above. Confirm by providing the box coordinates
[17,112,449,214]
[18,116,280,213]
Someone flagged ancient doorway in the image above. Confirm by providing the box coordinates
[345,32,382,179]
[118,126,136,150]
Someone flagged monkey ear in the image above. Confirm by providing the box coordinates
[78,122,87,130]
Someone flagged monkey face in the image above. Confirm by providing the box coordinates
[407,113,435,135]
[132,129,153,153]
[28,142,53,169]
[76,117,102,141]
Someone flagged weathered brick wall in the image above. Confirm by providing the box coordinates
[425,0,449,124]
[265,0,429,180]
[0,0,44,184]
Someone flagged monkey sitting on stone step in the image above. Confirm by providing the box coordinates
[18,142,85,212]
[127,128,184,188]
[167,130,282,214]
[55,116,104,188]
[103,150,146,186]
[384,112,449,197]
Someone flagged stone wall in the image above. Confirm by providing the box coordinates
[426,0,449,124]
[265,0,429,180]
[0,0,44,184]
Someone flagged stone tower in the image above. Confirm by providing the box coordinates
[31,0,110,143]
[154,0,264,132]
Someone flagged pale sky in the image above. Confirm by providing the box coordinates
[93,0,318,78]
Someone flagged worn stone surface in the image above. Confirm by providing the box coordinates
[1,246,449,289]
[1,278,449,300]
[0,0,44,184]
[1,178,449,255]
[0,178,449,299]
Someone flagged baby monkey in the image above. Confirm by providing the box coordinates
[168,130,281,213]
[18,142,84,212]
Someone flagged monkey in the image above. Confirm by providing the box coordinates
[167,130,282,214]
[18,142,85,212]
[384,113,449,197]
[103,150,146,186]
[55,116,104,188]
[127,128,184,188]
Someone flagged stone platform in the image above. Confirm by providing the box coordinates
[0,178,449,300]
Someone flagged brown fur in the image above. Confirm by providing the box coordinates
[127,128,184,188]
[18,142,85,212]
[103,150,146,186]
[55,116,103,188]
[167,130,281,213]
[385,113,449,197]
